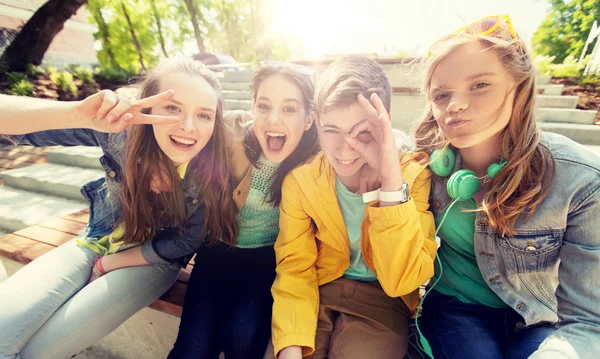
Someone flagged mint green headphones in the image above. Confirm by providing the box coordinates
[429,148,506,201]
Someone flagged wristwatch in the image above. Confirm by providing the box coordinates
[361,183,410,203]
[379,182,409,203]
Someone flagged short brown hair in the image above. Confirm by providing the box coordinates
[315,55,391,114]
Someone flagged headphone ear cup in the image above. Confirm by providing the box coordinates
[487,160,507,179]
[447,170,479,201]
[430,149,455,177]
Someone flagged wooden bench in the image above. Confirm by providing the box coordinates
[0,208,190,317]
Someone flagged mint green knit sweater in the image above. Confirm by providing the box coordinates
[235,156,280,248]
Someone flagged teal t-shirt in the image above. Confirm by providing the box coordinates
[235,156,280,248]
[335,177,377,282]
[433,199,508,308]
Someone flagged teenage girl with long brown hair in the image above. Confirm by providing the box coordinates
[414,15,600,359]
[0,58,237,359]
[169,63,319,359]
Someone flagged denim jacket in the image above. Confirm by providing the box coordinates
[1,129,207,267]
[430,132,600,359]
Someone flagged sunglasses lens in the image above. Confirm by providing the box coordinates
[465,17,500,35]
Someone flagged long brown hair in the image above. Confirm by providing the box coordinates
[244,63,319,206]
[414,29,556,237]
[117,58,238,246]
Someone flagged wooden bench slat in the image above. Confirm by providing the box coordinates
[62,210,90,224]
[0,233,55,263]
[13,225,74,247]
[150,281,187,317]
[38,217,86,236]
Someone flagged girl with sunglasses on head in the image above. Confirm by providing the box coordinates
[413,15,600,359]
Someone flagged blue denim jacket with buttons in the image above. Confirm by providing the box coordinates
[1,129,207,267]
[430,132,600,358]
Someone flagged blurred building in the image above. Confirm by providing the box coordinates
[0,0,97,67]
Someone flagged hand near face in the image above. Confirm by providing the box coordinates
[75,89,179,133]
[344,93,403,191]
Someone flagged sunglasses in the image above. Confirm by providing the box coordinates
[427,15,517,60]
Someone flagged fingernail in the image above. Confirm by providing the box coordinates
[106,115,115,122]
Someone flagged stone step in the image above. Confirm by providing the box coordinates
[538,84,564,96]
[222,90,252,101]
[45,146,103,170]
[1,163,105,202]
[540,123,600,146]
[221,69,255,83]
[537,95,578,109]
[536,75,551,85]
[0,187,86,232]
[537,108,598,125]
[224,99,252,111]
[221,82,250,91]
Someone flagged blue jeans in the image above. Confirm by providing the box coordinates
[419,291,555,359]
[0,240,179,359]
[168,242,276,359]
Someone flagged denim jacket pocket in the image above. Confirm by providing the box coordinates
[99,154,123,183]
[498,231,563,274]
[80,177,115,238]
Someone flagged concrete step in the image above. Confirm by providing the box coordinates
[45,146,103,170]
[0,187,86,232]
[538,84,564,96]
[221,69,255,83]
[221,82,250,91]
[537,108,598,125]
[536,75,551,85]
[540,123,600,146]
[1,163,105,202]
[224,99,252,111]
[537,95,578,109]
[222,90,252,101]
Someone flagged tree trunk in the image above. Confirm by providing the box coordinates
[0,0,88,72]
[183,0,206,53]
[87,3,121,70]
[151,1,168,57]
[120,0,146,71]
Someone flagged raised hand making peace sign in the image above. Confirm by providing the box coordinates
[75,89,180,133]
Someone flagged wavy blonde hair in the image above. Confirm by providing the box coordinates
[414,26,555,237]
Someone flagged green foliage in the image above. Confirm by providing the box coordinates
[8,79,35,96]
[51,71,78,97]
[532,0,600,63]
[6,72,28,85]
[86,0,299,71]
[25,64,44,77]
[96,66,131,83]
[580,75,600,86]
[67,64,95,84]
[46,65,58,78]
[535,55,590,77]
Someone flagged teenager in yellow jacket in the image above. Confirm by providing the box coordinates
[272,56,438,359]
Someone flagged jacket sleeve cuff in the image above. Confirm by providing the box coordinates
[367,198,418,228]
[140,239,172,265]
[273,333,315,357]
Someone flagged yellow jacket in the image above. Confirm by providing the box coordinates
[271,152,437,356]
